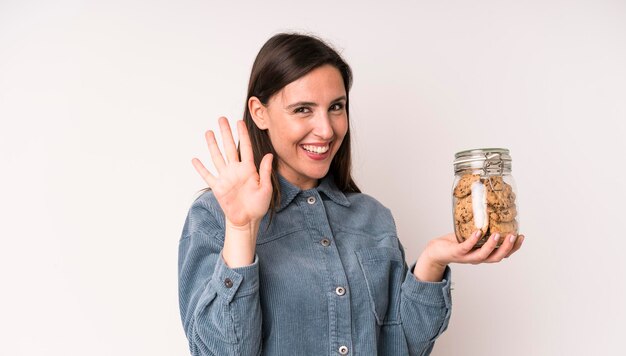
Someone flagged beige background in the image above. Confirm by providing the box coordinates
[1,0,625,355]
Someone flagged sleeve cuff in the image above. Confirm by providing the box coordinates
[211,253,260,303]
[401,263,452,308]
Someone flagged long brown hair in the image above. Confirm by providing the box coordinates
[243,33,361,221]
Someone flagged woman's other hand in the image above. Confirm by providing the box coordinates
[414,232,525,282]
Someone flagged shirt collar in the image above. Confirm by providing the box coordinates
[276,173,351,212]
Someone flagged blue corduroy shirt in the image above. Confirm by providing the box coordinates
[178,173,452,355]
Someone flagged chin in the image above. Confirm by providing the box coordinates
[309,167,331,180]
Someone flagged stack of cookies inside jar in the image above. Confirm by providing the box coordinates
[452,148,519,248]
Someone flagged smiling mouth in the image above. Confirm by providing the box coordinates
[301,143,331,154]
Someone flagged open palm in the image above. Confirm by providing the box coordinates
[192,117,273,227]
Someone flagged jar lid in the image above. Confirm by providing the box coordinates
[453,148,512,175]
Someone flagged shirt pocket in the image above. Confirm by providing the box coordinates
[355,246,404,326]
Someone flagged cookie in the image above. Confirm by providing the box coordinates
[486,182,515,209]
[488,204,518,222]
[487,192,515,209]
[454,221,465,242]
[455,220,470,241]
[455,217,489,242]
[453,174,481,198]
[454,195,474,223]
[489,219,519,237]
[484,176,505,191]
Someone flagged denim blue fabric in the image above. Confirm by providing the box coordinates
[179,173,452,355]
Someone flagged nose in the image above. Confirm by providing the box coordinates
[312,112,334,140]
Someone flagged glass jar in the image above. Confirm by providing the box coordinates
[452,148,519,248]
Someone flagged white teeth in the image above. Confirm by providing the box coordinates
[302,144,330,154]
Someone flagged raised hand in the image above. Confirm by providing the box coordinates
[192,117,273,228]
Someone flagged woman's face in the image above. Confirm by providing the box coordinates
[254,65,348,190]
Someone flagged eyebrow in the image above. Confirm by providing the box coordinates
[285,96,347,110]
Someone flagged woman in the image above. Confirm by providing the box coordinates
[178,33,524,355]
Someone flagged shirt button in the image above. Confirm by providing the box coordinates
[307,196,316,204]
[338,345,349,355]
[320,238,331,247]
[335,286,346,296]
[224,278,233,288]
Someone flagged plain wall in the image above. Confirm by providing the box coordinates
[1,0,625,355]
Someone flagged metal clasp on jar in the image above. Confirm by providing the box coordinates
[483,151,504,191]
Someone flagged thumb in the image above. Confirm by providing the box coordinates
[259,153,273,191]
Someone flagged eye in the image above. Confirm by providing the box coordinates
[330,103,344,111]
[294,106,311,114]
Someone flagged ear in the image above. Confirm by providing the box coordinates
[248,96,268,130]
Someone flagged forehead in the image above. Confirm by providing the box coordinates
[275,65,346,104]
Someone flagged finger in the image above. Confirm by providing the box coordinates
[457,230,482,255]
[259,153,273,191]
[484,233,516,263]
[205,130,226,173]
[218,116,240,164]
[465,232,500,263]
[238,120,254,163]
[191,158,216,187]
[505,234,524,258]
